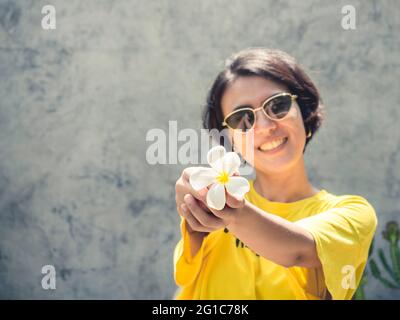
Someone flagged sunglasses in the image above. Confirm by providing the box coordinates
[222,92,297,132]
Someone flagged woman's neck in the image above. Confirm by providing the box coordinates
[253,157,319,203]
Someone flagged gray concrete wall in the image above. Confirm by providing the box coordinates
[0,0,399,299]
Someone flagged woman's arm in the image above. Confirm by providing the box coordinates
[225,199,321,268]
[183,192,321,268]
[176,167,321,268]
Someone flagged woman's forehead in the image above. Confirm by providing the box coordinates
[221,76,288,113]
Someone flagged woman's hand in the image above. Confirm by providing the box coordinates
[175,167,222,234]
[175,167,245,234]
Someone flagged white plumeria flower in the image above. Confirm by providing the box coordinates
[189,146,250,210]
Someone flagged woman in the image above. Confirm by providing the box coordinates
[173,48,377,300]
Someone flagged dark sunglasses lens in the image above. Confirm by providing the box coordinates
[226,110,255,131]
[265,95,292,119]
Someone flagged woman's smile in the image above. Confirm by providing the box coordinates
[257,137,288,153]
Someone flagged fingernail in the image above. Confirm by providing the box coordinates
[181,204,188,212]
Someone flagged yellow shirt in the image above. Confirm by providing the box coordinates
[173,180,378,300]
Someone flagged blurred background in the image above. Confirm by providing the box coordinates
[0,0,399,299]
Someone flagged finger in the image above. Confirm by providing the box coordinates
[207,204,235,222]
[177,199,206,219]
[184,194,225,230]
[175,178,207,209]
[176,203,187,219]
[180,203,214,233]
[184,218,208,235]
[225,191,245,209]
[182,166,204,183]
[182,178,207,204]
[182,167,193,181]
[198,199,211,213]
[177,198,209,219]
[183,167,210,199]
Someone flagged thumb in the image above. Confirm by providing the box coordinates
[225,191,245,209]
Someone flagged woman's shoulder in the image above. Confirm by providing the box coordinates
[319,190,378,234]
[323,190,376,211]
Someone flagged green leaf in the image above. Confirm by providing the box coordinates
[370,259,381,278]
[394,245,400,283]
[389,241,400,282]
[370,259,400,288]
[378,248,397,283]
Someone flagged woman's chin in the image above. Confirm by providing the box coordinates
[254,151,295,173]
[256,162,290,174]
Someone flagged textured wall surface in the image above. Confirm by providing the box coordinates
[0,0,399,299]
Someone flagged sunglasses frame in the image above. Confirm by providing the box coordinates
[222,92,298,131]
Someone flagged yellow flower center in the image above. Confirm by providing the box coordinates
[216,171,230,185]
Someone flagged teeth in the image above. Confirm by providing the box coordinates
[259,138,286,151]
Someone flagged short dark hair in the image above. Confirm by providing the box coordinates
[202,48,324,153]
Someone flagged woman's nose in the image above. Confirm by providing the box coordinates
[254,109,277,133]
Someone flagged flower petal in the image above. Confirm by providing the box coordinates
[225,176,250,198]
[210,157,224,173]
[189,167,217,191]
[206,183,226,210]
[222,152,241,175]
[207,146,226,169]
